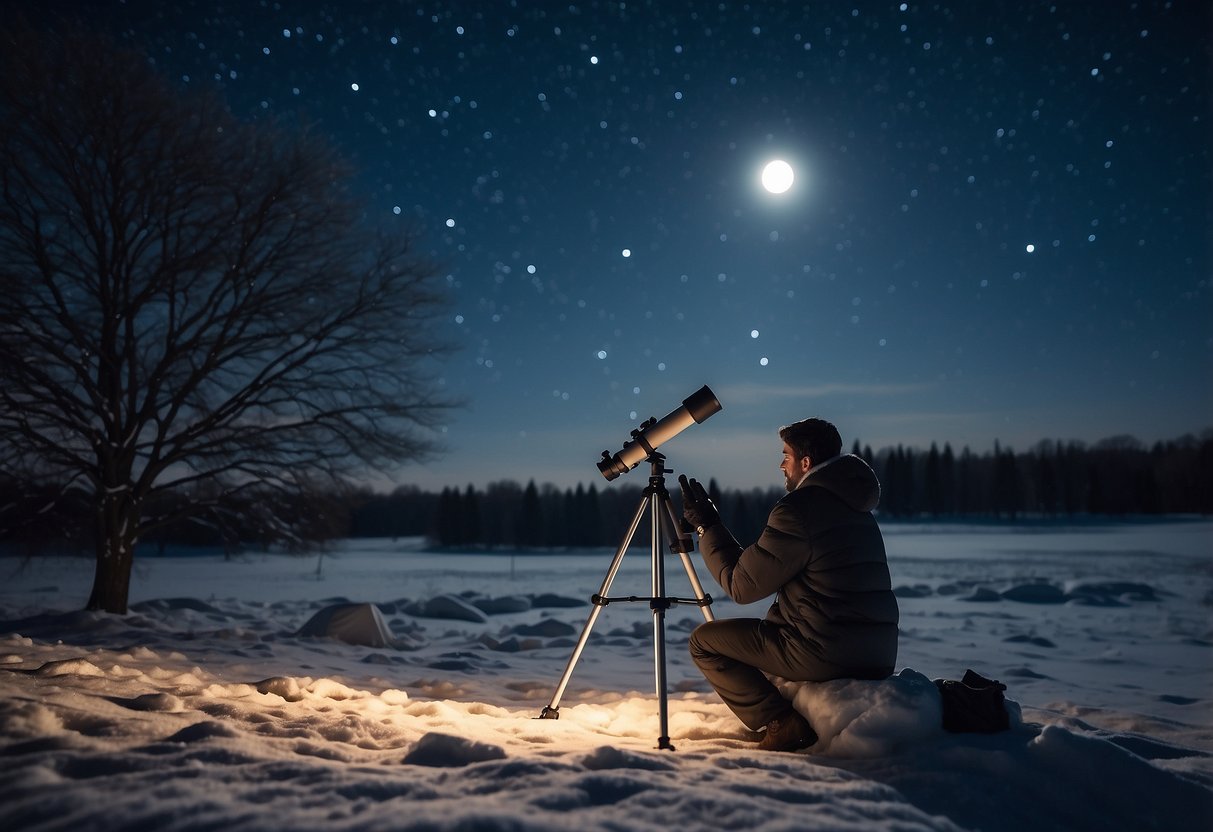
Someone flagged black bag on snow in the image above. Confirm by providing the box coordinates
[934,669,1010,733]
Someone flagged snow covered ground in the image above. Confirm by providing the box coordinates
[1,520,1210,831]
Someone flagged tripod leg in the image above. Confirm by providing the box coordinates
[657,495,715,623]
[675,552,715,623]
[648,488,718,749]
[538,493,651,719]
[650,490,674,750]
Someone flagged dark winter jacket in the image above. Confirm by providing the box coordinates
[697,454,899,674]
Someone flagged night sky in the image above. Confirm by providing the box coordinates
[28,1,1213,491]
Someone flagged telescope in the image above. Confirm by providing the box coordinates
[597,385,722,480]
[543,384,721,749]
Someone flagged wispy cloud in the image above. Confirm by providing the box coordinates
[716,380,935,404]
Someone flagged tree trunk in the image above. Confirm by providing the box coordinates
[86,492,137,614]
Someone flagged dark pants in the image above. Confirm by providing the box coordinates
[688,618,891,731]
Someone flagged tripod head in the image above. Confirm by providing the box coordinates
[645,451,670,477]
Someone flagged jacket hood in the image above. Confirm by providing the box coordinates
[797,453,881,512]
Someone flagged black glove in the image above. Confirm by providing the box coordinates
[679,474,720,533]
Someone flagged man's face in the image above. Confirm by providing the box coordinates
[780,441,811,492]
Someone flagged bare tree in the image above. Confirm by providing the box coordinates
[0,25,456,613]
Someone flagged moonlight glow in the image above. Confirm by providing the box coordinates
[761,160,795,194]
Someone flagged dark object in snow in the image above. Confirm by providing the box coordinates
[296,603,395,648]
[935,669,1010,733]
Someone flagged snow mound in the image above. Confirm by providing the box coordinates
[509,619,577,638]
[1028,725,1212,830]
[401,732,507,767]
[895,578,1167,607]
[1064,579,1159,603]
[255,676,305,701]
[164,721,242,743]
[529,592,587,608]
[471,595,532,614]
[296,602,396,647]
[404,594,488,622]
[581,745,676,771]
[0,701,63,738]
[120,692,185,712]
[781,669,947,757]
[35,658,106,678]
[1001,583,1067,603]
[129,598,222,614]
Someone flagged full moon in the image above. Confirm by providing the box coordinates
[761,159,795,194]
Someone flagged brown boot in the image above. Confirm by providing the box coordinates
[757,710,817,753]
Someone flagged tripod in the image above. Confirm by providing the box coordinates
[537,453,715,750]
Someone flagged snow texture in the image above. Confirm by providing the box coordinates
[0,521,1211,831]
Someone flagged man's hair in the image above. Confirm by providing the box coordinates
[779,418,842,463]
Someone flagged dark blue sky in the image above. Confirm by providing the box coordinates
[38,0,1213,490]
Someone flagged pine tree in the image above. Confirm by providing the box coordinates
[584,484,602,546]
[435,487,462,547]
[882,450,899,516]
[992,443,1022,519]
[900,446,917,516]
[958,447,976,516]
[463,484,482,547]
[925,443,943,517]
[941,443,956,515]
[518,480,542,548]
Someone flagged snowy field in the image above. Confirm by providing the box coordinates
[1,520,1211,831]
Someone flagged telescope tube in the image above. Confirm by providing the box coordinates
[597,385,722,480]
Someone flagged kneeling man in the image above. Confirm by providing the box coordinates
[680,417,899,752]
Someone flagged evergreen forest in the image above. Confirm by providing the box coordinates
[10,433,1204,555]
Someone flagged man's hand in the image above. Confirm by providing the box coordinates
[679,474,720,533]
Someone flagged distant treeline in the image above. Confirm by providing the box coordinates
[395,432,1213,549]
[4,433,1211,555]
